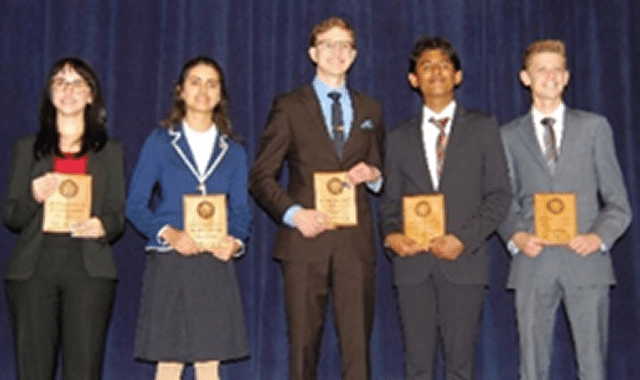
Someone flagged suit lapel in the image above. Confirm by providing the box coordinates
[409,114,435,192]
[554,108,578,176]
[300,85,340,160]
[516,114,551,175]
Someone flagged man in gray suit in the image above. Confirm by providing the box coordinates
[499,39,631,380]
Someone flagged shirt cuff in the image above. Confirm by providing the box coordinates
[507,239,520,256]
[156,224,171,246]
[367,176,383,193]
[282,204,303,228]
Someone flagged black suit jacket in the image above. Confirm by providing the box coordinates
[3,136,125,280]
[379,106,511,285]
[250,84,384,263]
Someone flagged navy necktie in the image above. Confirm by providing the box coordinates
[328,92,345,158]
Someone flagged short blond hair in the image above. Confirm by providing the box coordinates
[522,39,566,69]
[308,16,356,49]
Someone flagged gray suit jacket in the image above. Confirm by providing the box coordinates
[379,106,511,286]
[3,136,125,280]
[498,108,631,288]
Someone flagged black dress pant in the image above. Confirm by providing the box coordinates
[5,236,116,380]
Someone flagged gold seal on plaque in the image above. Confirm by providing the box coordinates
[59,179,79,199]
[326,177,345,195]
[414,201,432,217]
[197,201,215,219]
[546,198,564,214]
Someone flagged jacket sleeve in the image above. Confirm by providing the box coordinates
[95,140,126,243]
[3,138,42,231]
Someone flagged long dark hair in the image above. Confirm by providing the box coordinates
[34,57,107,159]
[161,56,235,137]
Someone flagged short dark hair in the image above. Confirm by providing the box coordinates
[408,37,461,74]
[35,57,108,159]
[308,16,357,49]
[161,56,235,138]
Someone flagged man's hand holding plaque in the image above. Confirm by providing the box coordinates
[314,172,357,228]
[42,173,92,233]
[183,194,229,253]
[403,194,445,249]
[534,192,577,244]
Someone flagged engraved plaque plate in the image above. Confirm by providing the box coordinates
[43,174,92,233]
[403,194,445,248]
[314,171,357,227]
[183,194,228,250]
[534,192,577,244]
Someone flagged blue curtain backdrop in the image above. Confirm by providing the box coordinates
[1,0,639,379]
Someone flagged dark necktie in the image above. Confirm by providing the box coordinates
[328,92,345,158]
[541,117,558,174]
[429,117,450,178]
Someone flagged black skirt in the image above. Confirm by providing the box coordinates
[134,251,248,362]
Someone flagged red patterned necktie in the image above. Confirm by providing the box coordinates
[429,117,450,178]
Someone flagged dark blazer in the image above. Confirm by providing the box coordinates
[3,136,126,280]
[379,106,511,285]
[249,84,384,263]
[498,109,631,288]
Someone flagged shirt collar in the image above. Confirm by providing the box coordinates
[182,120,218,139]
[312,75,348,100]
[531,102,565,129]
[423,100,456,122]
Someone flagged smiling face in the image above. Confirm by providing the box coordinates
[408,48,462,105]
[308,26,357,84]
[520,51,569,108]
[179,62,222,118]
[50,64,93,119]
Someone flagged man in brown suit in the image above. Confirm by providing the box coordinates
[249,16,384,380]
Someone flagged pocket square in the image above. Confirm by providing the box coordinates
[360,119,374,130]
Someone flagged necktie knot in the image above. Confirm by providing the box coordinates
[429,117,449,131]
[328,91,341,103]
[541,117,556,129]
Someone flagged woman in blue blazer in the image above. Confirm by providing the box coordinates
[126,56,251,380]
[3,57,125,380]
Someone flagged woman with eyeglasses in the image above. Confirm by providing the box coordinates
[3,57,125,380]
[126,56,250,380]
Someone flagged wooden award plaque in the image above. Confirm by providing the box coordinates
[183,194,228,250]
[313,171,357,227]
[42,174,92,233]
[403,194,445,248]
[534,192,577,244]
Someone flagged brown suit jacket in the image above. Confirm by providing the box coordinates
[250,84,383,263]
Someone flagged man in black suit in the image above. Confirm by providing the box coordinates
[250,16,384,380]
[379,37,511,380]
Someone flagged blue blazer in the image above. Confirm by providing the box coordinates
[126,125,251,250]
